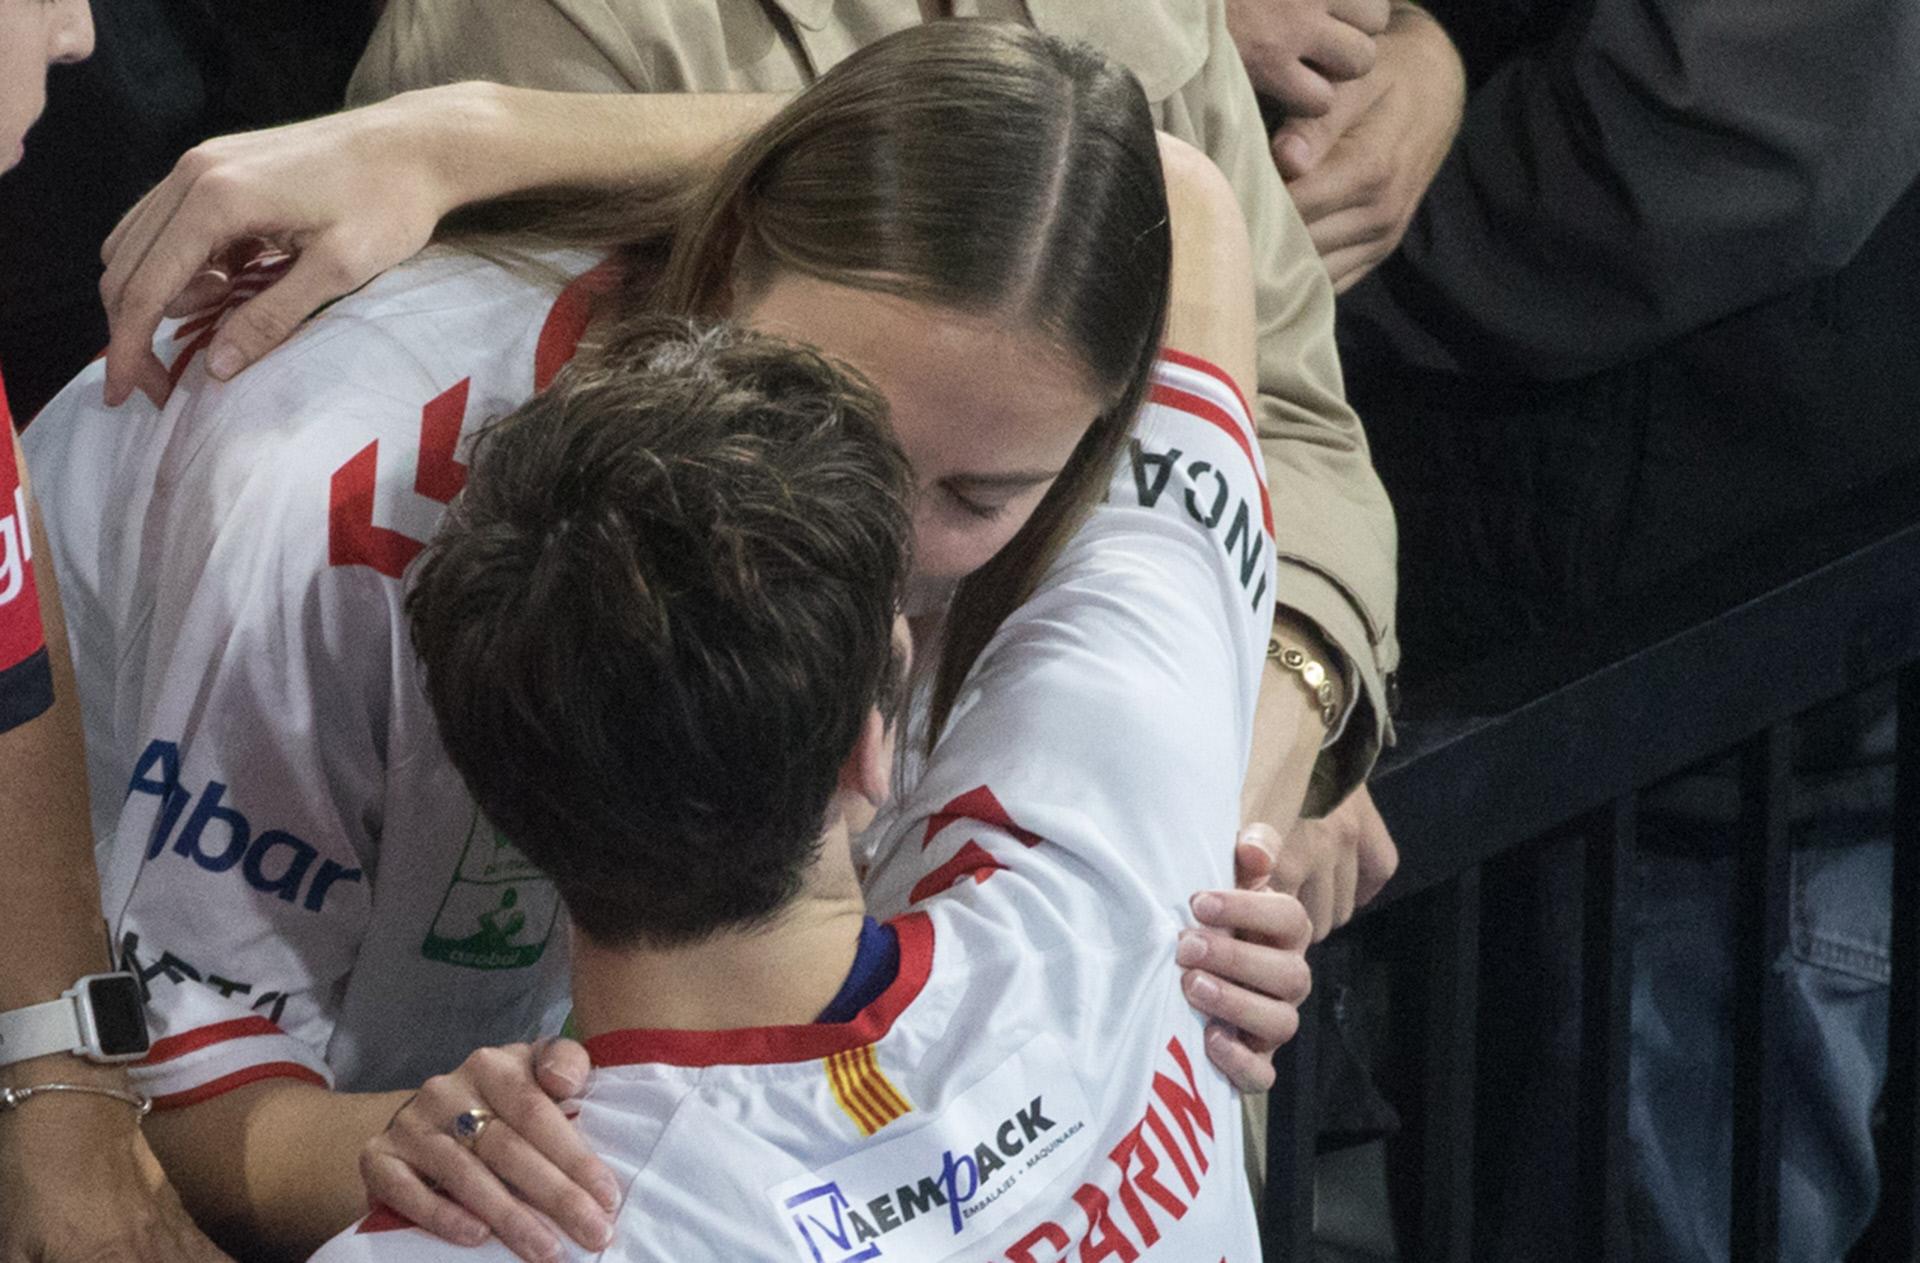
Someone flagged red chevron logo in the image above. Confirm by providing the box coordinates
[327,378,471,580]
[920,784,1044,850]
[908,840,1008,905]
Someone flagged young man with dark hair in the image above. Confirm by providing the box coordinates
[407,317,917,962]
[314,218,1288,1257]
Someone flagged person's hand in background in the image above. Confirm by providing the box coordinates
[1270,783,1398,942]
[1227,0,1393,119]
[1271,2,1465,292]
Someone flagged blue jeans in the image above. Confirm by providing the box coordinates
[1462,689,1892,1262]
[1629,690,1892,1261]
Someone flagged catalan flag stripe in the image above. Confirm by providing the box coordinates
[824,1046,912,1137]
[850,1049,901,1125]
[860,1046,913,1117]
[825,1051,883,1135]
[840,1050,895,1135]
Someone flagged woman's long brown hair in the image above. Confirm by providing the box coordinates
[442,20,1172,744]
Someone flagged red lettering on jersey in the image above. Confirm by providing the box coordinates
[908,840,1007,905]
[328,378,473,579]
[160,258,294,405]
[921,786,1044,850]
[1109,1119,1188,1245]
[1142,1107,1198,1198]
[356,1204,417,1234]
[1150,1038,1213,1180]
[1071,1184,1140,1263]
[1005,1220,1071,1263]
[329,441,423,579]
[327,259,619,579]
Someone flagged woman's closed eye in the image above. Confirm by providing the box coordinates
[944,485,1014,520]
[935,470,1059,522]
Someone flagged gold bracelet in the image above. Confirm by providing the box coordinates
[1267,637,1338,730]
[0,1082,153,1121]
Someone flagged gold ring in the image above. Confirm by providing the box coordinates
[451,1107,496,1149]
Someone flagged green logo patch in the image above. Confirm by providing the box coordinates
[421,813,560,970]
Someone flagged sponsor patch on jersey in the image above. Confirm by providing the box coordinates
[771,1034,1093,1263]
[420,811,560,970]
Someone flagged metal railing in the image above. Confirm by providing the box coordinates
[1263,462,1920,1261]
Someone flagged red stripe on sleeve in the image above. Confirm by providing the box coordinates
[148,1061,328,1110]
[1157,348,1253,425]
[143,1016,286,1065]
[1147,383,1273,537]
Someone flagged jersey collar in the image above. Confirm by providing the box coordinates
[583,912,934,1069]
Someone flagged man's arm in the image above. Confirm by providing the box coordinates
[1157,0,1400,820]
[1339,0,1920,379]
[0,431,232,1263]
[145,1081,411,1261]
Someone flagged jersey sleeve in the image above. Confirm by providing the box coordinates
[0,392,54,733]
[117,373,410,1106]
[880,352,1275,936]
[27,344,425,1107]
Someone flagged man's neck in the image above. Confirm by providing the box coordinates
[572,898,869,1037]
[570,822,873,1038]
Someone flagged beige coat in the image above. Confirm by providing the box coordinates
[349,0,1400,802]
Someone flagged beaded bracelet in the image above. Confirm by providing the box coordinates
[1267,637,1339,730]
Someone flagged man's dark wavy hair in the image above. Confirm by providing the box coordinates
[407,318,912,947]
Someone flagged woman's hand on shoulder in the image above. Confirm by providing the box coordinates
[361,1038,618,1263]
[98,86,483,409]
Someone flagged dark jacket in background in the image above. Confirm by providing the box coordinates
[0,0,376,422]
[1338,0,1920,680]
[1338,5,1920,1257]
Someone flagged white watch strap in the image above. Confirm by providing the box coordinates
[0,994,84,1068]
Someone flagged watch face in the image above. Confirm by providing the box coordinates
[85,976,151,1057]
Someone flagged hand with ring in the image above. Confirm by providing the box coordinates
[451,1108,495,1148]
[362,1040,615,1263]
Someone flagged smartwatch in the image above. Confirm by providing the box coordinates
[0,973,151,1068]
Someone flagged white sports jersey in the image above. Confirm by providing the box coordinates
[25,250,614,1103]
[313,351,1276,1263]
